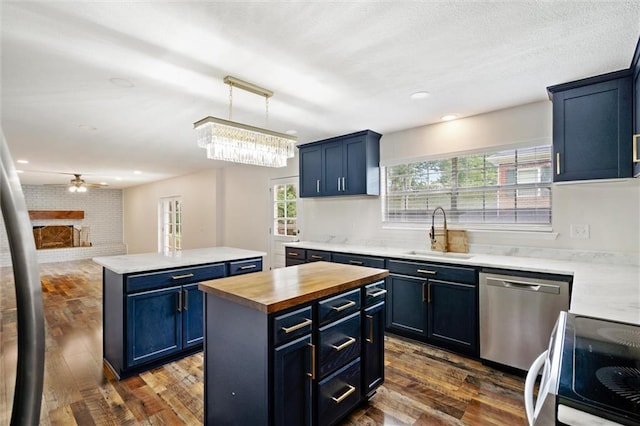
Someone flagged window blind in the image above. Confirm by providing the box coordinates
[382,145,552,226]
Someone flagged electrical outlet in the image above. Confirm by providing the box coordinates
[570,224,590,239]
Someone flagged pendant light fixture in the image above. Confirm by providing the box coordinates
[194,76,297,167]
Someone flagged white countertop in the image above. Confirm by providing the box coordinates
[93,247,266,274]
[286,241,640,326]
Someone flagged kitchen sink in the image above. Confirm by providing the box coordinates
[403,250,474,260]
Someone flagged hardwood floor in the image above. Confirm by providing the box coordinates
[1,259,527,425]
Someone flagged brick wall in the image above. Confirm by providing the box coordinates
[0,185,126,266]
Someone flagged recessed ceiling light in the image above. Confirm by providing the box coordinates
[109,77,135,88]
[410,91,430,100]
[133,170,142,175]
[285,129,298,135]
[16,159,29,164]
[441,114,459,121]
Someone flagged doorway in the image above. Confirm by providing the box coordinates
[269,177,301,269]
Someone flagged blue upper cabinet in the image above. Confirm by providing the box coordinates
[548,70,633,182]
[298,130,381,198]
[633,40,640,177]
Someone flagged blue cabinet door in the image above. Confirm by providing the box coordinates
[633,57,640,176]
[182,283,204,349]
[322,140,344,196]
[273,334,312,426]
[363,301,385,397]
[343,136,367,195]
[385,274,428,339]
[126,286,182,367]
[299,145,322,197]
[427,279,477,355]
[551,75,632,181]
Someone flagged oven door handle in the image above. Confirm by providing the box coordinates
[525,350,548,426]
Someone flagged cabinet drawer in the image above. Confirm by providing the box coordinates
[332,253,385,269]
[364,281,387,307]
[317,357,362,426]
[318,312,361,378]
[273,306,313,347]
[126,263,226,293]
[387,259,477,284]
[318,288,361,325]
[306,250,332,262]
[285,247,306,261]
[228,258,263,276]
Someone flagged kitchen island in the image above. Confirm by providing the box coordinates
[94,246,265,379]
[198,261,389,426]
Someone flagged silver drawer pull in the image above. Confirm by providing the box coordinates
[239,264,257,270]
[281,318,312,334]
[417,269,436,275]
[330,300,356,312]
[171,273,194,280]
[349,260,363,265]
[311,255,324,259]
[332,385,356,403]
[330,337,356,352]
[287,252,299,257]
[367,289,387,298]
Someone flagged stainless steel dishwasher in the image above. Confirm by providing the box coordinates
[479,271,570,371]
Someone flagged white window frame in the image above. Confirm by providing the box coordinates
[159,196,182,252]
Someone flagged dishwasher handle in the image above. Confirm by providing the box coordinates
[485,277,561,294]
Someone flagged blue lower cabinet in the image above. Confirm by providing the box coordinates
[126,286,183,367]
[273,334,312,426]
[182,283,204,348]
[317,358,362,426]
[385,274,428,339]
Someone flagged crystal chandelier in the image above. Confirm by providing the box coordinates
[194,76,297,167]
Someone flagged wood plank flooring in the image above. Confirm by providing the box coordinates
[0,259,527,425]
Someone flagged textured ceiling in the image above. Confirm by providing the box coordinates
[2,1,639,188]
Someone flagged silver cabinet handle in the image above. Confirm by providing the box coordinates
[330,300,356,312]
[342,177,346,191]
[172,273,194,280]
[287,252,299,257]
[634,134,639,163]
[349,260,363,265]
[183,289,189,310]
[337,177,341,191]
[330,337,356,351]
[556,153,561,175]
[367,289,387,298]
[281,318,312,334]
[239,264,257,270]
[316,179,320,193]
[417,269,436,275]
[177,290,183,312]
[366,314,374,343]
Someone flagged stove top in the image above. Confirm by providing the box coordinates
[558,314,640,425]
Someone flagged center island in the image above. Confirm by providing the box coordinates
[198,261,389,426]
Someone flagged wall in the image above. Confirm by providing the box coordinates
[0,185,126,267]
[298,101,640,264]
[123,168,221,254]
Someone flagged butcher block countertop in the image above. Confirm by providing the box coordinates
[198,261,389,314]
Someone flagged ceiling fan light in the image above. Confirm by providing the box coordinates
[78,186,87,193]
[68,186,77,192]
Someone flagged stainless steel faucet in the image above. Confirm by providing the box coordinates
[429,206,448,252]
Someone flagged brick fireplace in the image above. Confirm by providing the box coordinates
[32,225,79,249]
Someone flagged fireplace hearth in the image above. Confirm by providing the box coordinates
[32,225,87,249]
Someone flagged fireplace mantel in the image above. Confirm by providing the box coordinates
[29,210,84,220]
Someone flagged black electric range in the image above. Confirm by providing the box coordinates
[558,313,640,425]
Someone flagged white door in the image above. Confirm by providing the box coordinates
[269,177,301,270]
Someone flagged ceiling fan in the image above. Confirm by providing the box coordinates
[44,173,109,192]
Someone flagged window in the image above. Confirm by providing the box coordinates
[159,197,182,252]
[382,145,552,227]
[273,183,297,236]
